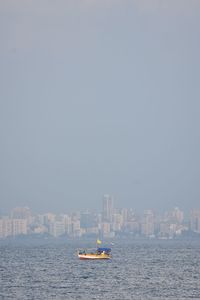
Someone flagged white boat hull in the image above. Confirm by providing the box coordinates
[78,254,111,260]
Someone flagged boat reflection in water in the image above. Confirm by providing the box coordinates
[77,247,112,260]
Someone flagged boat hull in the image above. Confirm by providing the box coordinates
[78,254,111,260]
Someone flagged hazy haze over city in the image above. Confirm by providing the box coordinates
[0,0,200,214]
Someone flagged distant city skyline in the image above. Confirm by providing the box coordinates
[1,204,200,240]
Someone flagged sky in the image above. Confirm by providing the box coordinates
[0,0,200,214]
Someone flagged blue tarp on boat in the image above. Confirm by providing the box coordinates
[97,248,111,253]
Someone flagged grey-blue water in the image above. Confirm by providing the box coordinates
[0,238,200,299]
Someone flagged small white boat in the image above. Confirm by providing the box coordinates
[77,247,112,260]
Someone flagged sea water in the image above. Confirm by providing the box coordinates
[0,238,200,299]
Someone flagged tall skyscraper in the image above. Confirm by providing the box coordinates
[102,194,114,222]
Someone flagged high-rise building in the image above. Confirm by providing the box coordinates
[71,219,81,237]
[11,207,33,225]
[101,222,111,237]
[141,210,155,237]
[12,219,27,236]
[102,194,114,222]
[171,207,184,224]
[112,213,123,232]
[49,221,65,237]
[121,208,128,225]
[190,209,200,233]
[0,218,22,238]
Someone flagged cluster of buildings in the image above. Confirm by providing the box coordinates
[1,195,200,240]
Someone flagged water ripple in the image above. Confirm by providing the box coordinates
[0,239,200,299]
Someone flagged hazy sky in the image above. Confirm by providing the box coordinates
[1,0,200,214]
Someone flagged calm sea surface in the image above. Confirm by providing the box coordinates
[0,238,200,299]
